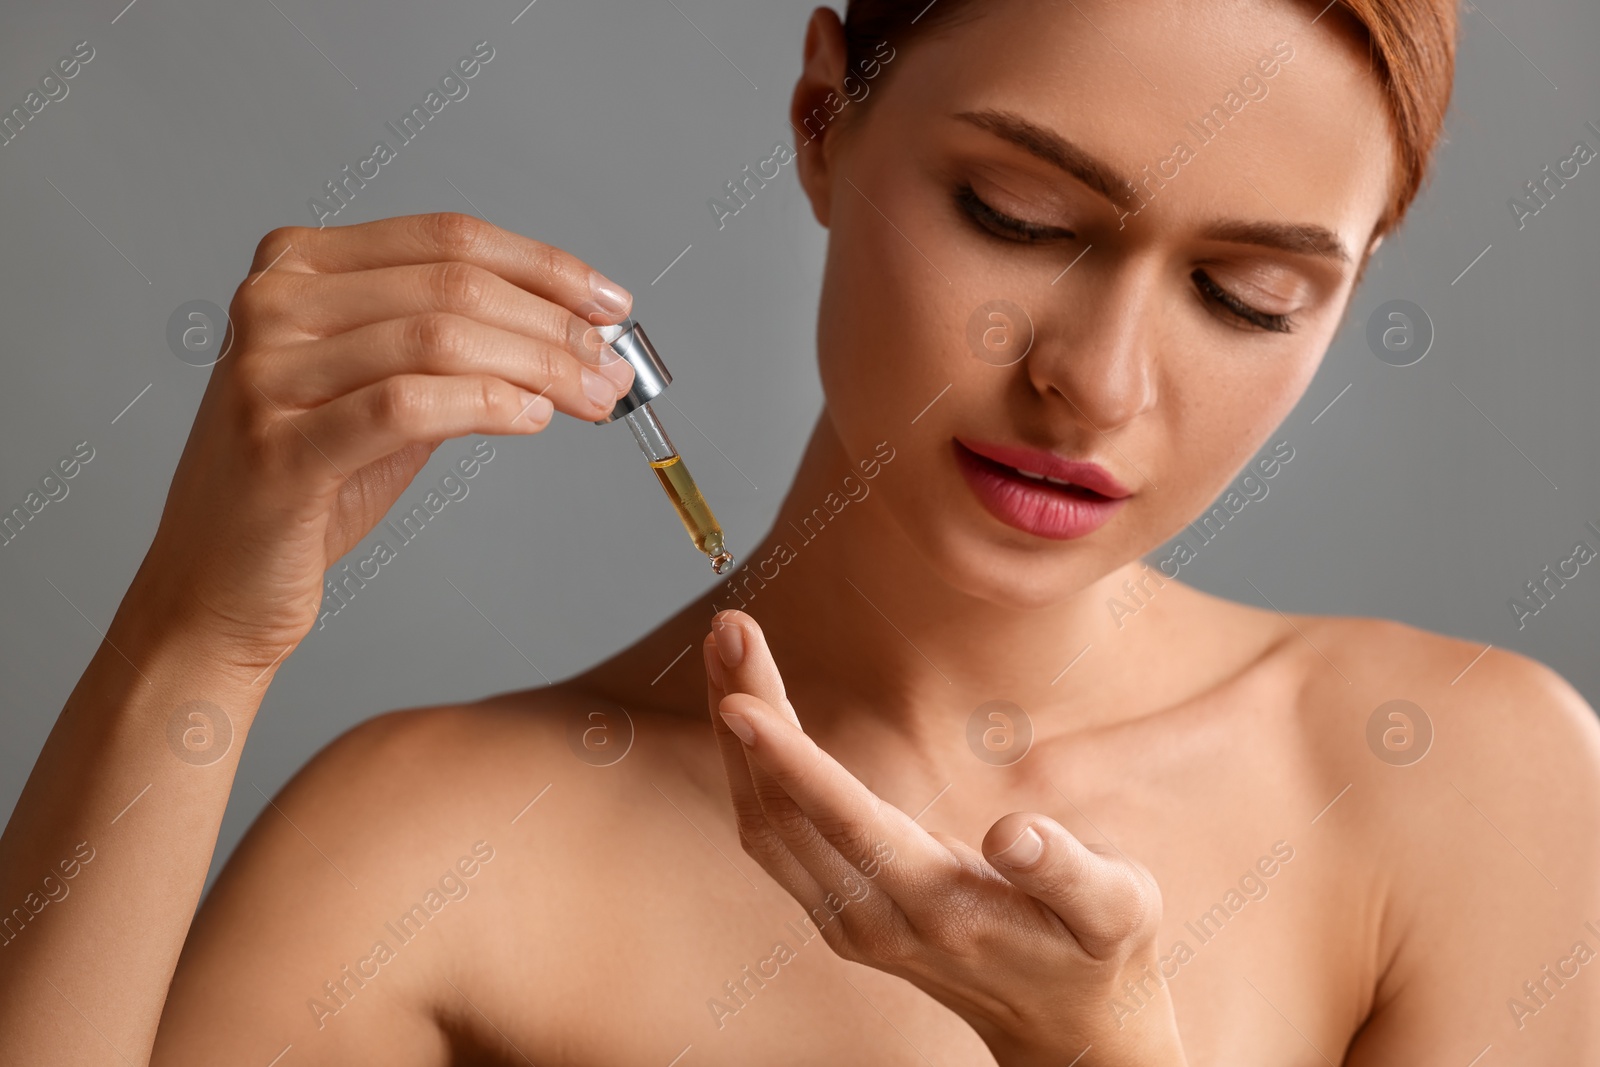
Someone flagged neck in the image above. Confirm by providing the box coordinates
[677,409,1199,750]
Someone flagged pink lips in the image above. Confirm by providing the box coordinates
[952,436,1132,541]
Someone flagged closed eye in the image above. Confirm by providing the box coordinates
[954,182,1074,242]
[1191,269,1294,334]
[955,182,1296,334]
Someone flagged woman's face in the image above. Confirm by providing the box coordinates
[798,0,1395,608]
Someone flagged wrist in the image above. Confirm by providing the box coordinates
[107,563,304,693]
[992,1043,1187,1067]
[984,1012,1188,1067]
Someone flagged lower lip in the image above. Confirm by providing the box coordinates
[953,440,1129,541]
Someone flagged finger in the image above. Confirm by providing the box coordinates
[710,610,909,901]
[710,611,864,896]
[982,813,1160,960]
[926,829,986,868]
[703,636,829,910]
[251,213,634,325]
[257,313,627,423]
[710,609,800,726]
[252,261,634,380]
[285,373,553,478]
[718,687,951,904]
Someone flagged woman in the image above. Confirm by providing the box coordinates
[3,0,1597,1063]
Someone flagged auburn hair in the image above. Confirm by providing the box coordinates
[837,0,1459,238]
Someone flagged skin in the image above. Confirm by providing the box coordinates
[3,1,1598,1064]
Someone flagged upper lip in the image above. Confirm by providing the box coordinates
[954,437,1134,499]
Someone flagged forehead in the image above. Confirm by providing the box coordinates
[878,0,1396,242]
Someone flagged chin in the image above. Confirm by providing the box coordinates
[937,528,1115,611]
[878,452,1126,612]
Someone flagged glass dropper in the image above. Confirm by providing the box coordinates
[592,319,736,575]
[623,405,734,574]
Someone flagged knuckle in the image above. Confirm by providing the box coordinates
[236,391,280,455]
[478,377,517,420]
[372,376,427,429]
[763,802,815,842]
[735,831,767,863]
[852,917,917,967]
[426,259,489,313]
[541,301,583,356]
[943,866,989,917]
[234,268,294,320]
[411,312,474,366]
[813,816,877,869]
[253,225,306,269]
[814,918,860,961]
[918,919,971,960]
[729,798,770,842]
[1089,880,1160,953]
[736,827,786,868]
[531,239,567,284]
[428,211,490,256]
[1125,873,1165,938]
[526,340,565,385]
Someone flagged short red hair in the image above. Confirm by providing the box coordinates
[839,0,1460,237]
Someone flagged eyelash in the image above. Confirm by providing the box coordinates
[1190,269,1294,335]
[952,182,1295,335]
[954,182,1072,242]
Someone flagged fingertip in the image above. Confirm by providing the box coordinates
[989,823,1046,871]
[718,706,756,746]
[984,813,1073,870]
[515,390,555,430]
[712,608,761,639]
[712,610,752,670]
[702,634,726,691]
[719,691,768,721]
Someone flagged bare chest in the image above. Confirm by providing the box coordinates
[454,719,1377,1067]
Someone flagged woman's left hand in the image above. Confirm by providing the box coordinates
[702,609,1188,1067]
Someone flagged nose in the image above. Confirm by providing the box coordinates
[1026,260,1159,432]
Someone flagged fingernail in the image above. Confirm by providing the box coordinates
[596,348,635,391]
[573,322,637,392]
[720,708,756,745]
[704,640,726,689]
[516,392,554,428]
[992,825,1044,870]
[714,615,745,668]
[581,270,632,321]
[582,366,620,408]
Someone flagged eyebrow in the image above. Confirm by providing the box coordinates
[1199,219,1351,264]
[956,109,1135,205]
[953,108,1353,265]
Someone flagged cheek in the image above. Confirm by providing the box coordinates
[815,184,970,462]
[1152,337,1320,516]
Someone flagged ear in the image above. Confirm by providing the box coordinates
[1367,233,1384,254]
[789,6,851,229]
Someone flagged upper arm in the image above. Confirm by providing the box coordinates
[152,709,467,1066]
[1343,646,1600,1064]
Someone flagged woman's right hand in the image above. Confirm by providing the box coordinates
[130,212,637,669]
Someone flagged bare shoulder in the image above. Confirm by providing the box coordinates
[1292,612,1600,764]
[158,686,716,1065]
[1256,609,1600,820]
[1263,612,1600,1059]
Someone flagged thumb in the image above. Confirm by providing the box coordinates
[982,813,1161,960]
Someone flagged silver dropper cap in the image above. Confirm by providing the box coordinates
[590,318,672,424]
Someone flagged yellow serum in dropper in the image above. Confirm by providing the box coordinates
[650,454,734,574]
[590,317,736,575]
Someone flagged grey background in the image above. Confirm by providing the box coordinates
[0,0,1595,892]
